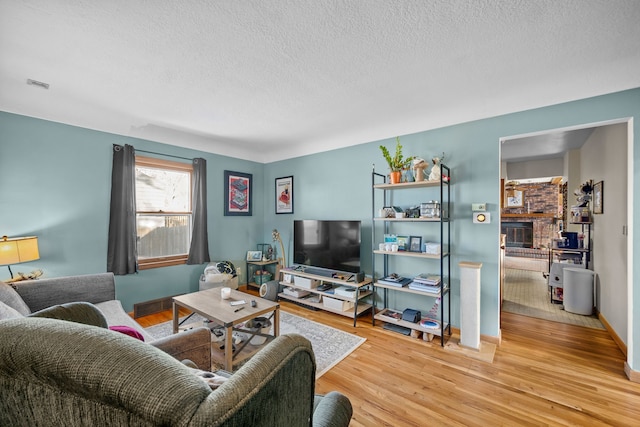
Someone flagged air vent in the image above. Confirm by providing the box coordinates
[133,294,183,318]
[26,79,50,89]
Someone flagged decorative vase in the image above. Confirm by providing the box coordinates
[404,169,414,182]
[390,171,401,184]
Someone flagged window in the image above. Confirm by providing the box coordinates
[135,156,192,270]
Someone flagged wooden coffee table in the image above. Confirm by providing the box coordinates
[172,288,280,371]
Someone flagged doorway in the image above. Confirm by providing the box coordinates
[499,120,629,335]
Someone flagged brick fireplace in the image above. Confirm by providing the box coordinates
[501,181,561,251]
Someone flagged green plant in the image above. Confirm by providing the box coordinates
[379,137,414,172]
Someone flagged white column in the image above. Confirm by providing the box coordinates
[459,261,482,351]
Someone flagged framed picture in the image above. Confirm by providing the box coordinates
[247,250,262,261]
[224,171,252,216]
[396,235,409,251]
[593,181,604,214]
[409,236,422,252]
[504,189,524,208]
[275,176,294,214]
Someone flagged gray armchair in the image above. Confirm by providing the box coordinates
[0,316,353,426]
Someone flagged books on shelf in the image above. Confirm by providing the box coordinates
[407,273,442,294]
[408,282,441,294]
[378,274,412,287]
[412,273,441,285]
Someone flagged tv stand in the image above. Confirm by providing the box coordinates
[278,268,372,326]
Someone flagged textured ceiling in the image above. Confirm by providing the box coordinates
[1,0,639,163]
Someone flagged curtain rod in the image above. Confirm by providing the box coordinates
[135,149,193,162]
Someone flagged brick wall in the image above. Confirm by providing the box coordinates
[502,182,561,249]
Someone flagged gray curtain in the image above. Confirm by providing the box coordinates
[187,158,210,264]
[107,144,138,275]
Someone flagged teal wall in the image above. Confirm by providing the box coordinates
[263,88,640,369]
[2,88,640,369]
[0,113,264,311]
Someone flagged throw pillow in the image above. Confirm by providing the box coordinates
[109,325,145,341]
[0,281,31,315]
[29,302,109,329]
[0,300,23,320]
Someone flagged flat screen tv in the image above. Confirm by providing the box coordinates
[293,220,361,275]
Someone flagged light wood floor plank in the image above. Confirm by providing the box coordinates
[134,290,640,426]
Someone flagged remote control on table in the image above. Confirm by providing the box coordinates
[229,300,245,306]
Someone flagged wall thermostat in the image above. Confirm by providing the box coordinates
[473,212,491,224]
[472,203,487,212]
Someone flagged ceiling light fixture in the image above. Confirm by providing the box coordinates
[26,78,50,89]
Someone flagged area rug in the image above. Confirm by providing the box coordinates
[145,311,366,378]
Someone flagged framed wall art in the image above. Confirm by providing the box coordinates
[224,170,252,216]
[275,176,294,214]
[246,250,262,261]
[504,189,524,208]
[593,180,604,214]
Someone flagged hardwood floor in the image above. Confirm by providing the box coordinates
[135,291,640,426]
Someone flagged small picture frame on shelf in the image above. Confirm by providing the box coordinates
[246,250,262,261]
[593,180,604,214]
[396,235,409,251]
[409,236,422,252]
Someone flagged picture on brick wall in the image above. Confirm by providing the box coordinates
[505,189,524,208]
[224,170,252,216]
[275,176,293,214]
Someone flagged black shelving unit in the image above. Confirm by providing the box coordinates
[371,165,451,346]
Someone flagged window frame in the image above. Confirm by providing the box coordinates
[135,156,193,270]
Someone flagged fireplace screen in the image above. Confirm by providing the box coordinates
[501,222,533,248]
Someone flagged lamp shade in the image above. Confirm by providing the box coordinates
[0,236,40,266]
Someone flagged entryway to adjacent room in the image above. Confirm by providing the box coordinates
[498,120,630,334]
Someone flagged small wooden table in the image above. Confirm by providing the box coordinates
[172,288,280,371]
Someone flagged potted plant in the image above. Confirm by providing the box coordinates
[379,137,414,184]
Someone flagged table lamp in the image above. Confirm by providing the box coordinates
[0,235,40,279]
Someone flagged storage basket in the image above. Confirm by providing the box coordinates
[253,271,272,285]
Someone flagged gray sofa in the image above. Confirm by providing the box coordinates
[3,273,212,367]
[0,273,353,426]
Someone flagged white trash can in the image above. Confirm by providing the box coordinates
[563,268,595,315]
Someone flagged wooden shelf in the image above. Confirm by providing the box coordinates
[373,179,448,190]
[375,309,449,337]
[211,337,275,369]
[281,268,372,288]
[501,213,558,218]
[374,282,448,297]
[373,217,447,222]
[278,292,373,317]
[373,249,448,259]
